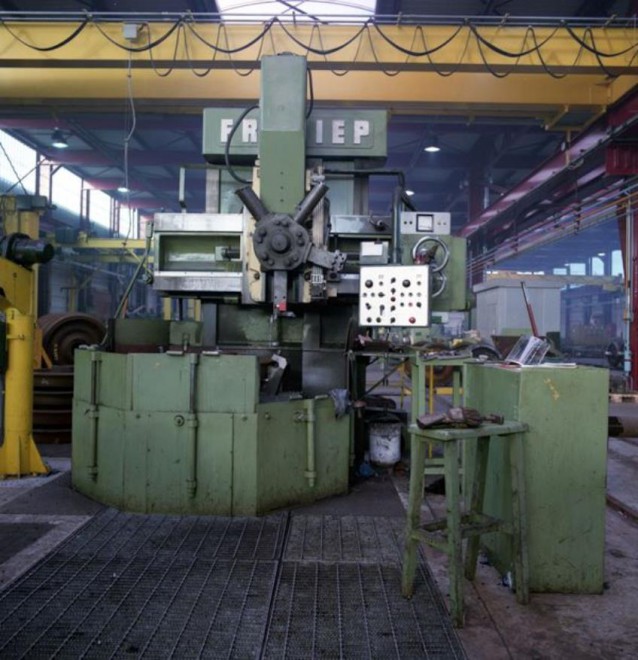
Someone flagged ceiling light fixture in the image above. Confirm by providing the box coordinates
[405,189,415,196]
[424,135,440,153]
[51,128,68,149]
[117,183,130,193]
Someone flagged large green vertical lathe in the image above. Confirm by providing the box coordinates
[72,53,461,515]
[72,54,385,515]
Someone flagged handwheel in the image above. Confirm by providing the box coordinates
[411,236,450,272]
[431,271,447,298]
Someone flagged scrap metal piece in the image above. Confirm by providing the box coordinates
[416,407,504,429]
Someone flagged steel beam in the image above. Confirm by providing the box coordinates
[0,22,635,111]
[461,88,638,239]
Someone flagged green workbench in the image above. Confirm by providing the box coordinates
[464,362,608,593]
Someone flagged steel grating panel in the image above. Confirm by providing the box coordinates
[285,514,406,564]
[264,562,465,659]
[0,508,465,659]
[0,509,286,659]
[49,509,288,562]
[0,522,54,564]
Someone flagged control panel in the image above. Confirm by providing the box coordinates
[359,265,430,327]
[400,212,451,235]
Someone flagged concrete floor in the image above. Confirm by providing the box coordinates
[1,401,638,658]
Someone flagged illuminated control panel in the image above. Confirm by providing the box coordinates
[359,265,430,327]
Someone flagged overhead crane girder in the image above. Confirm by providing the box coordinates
[0,21,635,114]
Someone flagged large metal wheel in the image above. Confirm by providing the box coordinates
[38,313,105,365]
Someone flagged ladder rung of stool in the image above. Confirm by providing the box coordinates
[401,421,529,628]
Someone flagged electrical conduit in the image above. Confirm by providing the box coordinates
[186,353,200,498]
[301,396,328,488]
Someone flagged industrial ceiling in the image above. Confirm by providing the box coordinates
[0,0,636,276]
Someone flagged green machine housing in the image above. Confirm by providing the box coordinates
[72,54,467,515]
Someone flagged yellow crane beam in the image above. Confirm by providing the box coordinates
[0,21,636,113]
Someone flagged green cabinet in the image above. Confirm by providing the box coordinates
[465,363,608,593]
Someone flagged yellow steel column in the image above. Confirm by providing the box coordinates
[0,196,50,476]
[0,308,49,476]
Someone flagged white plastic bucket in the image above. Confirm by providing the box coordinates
[369,420,402,466]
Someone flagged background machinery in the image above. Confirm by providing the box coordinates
[0,223,54,477]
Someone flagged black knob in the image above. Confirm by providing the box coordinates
[365,279,373,288]
[402,279,411,287]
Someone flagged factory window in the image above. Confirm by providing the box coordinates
[591,256,605,276]
[611,250,624,277]
[52,167,82,217]
[216,0,376,21]
[566,262,586,275]
[0,130,37,194]
[88,189,113,229]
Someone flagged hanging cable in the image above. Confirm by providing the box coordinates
[277,17,368,55]
[373,20,465,57]
[0,15,89,52]
[468,22,560,59]
[306,64,314,118]
[122,51,137,242]
[563,22,638,57]
[225,103,259,185]
[182,18,216,77]
[422,24,473,77]
[184,17,274,54]
[145,21,184,77]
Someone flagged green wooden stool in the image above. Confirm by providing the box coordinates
[401,421,530,628]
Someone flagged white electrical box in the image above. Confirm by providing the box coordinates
[400,212,451,235]
[360,241,389,265]
[359,265,430,327]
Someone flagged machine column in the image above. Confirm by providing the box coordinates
[0,308,49,476]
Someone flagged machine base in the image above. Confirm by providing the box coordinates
[72,350,351,516]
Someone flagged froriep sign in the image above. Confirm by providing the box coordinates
[203,108,387,163]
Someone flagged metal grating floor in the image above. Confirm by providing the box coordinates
[263,563,462,659]
[0,509,465,659]
[284,514,406,564]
